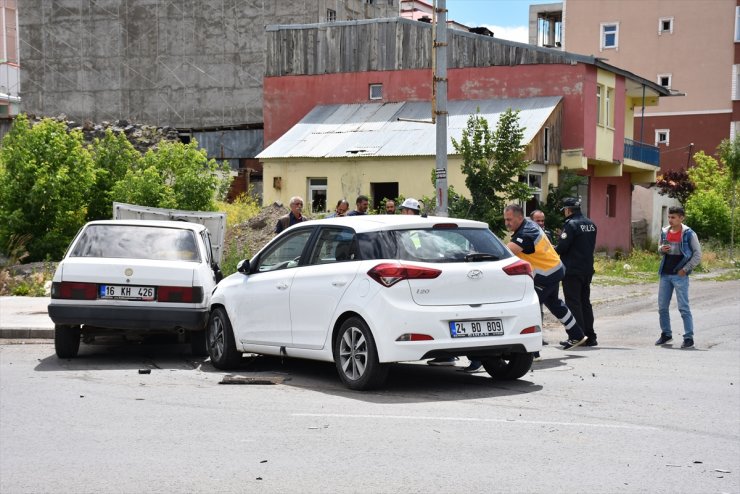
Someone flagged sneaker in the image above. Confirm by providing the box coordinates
[533,352,542,361]
[542,340,549,346]
[427,357,459,366]
[560,336,588,349]
[655,334,673,345]
[461,361,484,373]
[583,339,598,347]
[681,338,694,349]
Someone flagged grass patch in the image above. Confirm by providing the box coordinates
[593,244,739,285]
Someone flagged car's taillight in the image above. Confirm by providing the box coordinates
[519,326,540,334]
[157,286,203,303]
[51,281,97,300]
[396,333,435,341]
[367,263,442,287]
[503,259,533,278]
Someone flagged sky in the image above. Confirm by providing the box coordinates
[443,0,540,43]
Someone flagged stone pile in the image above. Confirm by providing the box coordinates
[27,114,180,154]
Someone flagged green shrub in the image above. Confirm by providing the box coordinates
[88,129,142,220]
[0,115,95,261]
[113,140,231,211]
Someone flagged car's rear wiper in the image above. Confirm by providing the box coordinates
[464,253,500,262]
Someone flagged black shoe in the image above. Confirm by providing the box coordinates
[655,334,673,345]
[583,339,598,347]
[681,338,694,349]
[542,340,549,346]
[560,336,588,349]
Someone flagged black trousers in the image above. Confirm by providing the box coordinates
[562,273,596,340]
[534,277,584,340]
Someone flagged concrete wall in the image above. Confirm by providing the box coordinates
[18,0,398,128]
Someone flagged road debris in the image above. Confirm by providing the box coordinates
[219,375,284,385]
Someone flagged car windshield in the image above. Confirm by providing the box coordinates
[70,224,201,262]
[356,227,511,263]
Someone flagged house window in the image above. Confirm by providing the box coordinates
[736,6,740,42]
[518,172,543,216]
[326,9,336,22]
[543,127,550,163]
[606,87,615,128]
[734,65,740,100]
[369,83,383,100]
[308,178,327,213]
[658,74,672,89]
[606,184,617,218]
[596,85,602,124]
[655,129,670,146]
[658,17,673,35]
[600,22,619,50]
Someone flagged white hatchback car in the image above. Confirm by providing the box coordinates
[48,220,222,358]
[207,215,541,390]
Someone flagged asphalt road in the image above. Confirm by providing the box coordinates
[0,279,738,494]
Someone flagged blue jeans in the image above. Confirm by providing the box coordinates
[658,274,693,339]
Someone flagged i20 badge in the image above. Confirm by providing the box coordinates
[467,269,483,280]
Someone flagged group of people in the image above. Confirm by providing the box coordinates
[274,194,703,368]
[275,195,424,233]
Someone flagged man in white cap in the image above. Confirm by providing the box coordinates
[400,198,421,215]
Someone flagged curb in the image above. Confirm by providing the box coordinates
[0,328,54,339]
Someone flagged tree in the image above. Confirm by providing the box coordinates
[112,140,231,211]
[87,129,142,220]
[655,169,696,206]
[451,109,532,235]
[540,170,586,233]
[685,151,738,243]
[0,115,95,261]
[718,135,740,258]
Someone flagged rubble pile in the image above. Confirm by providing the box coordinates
[27,114,180,153]
[227,203,289,259]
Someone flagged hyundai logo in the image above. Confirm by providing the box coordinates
[467,269,483,280]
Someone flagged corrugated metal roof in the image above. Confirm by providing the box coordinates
[257,96,562,160]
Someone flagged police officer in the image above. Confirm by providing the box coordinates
[555,197,598,346]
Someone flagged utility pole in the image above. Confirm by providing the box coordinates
[434,0,449,216]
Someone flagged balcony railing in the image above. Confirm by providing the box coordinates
[624,138,659,167]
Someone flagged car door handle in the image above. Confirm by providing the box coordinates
[331,281,347,287]
[276,282,289,290]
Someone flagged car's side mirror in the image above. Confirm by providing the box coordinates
[236,259,250,274]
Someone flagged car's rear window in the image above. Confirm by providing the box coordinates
[356,227,511,263]
[70,225,201,261]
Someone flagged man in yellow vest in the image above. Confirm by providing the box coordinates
[504,204,588,349]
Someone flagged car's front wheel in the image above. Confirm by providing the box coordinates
[54,324,81,359]
[482,353,534,380]
[206,307,242,369]
[334,317,388,390]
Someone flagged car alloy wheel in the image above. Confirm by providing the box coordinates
[334,317,388,391]
[206,307,241,369]
[339,325,368,381]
